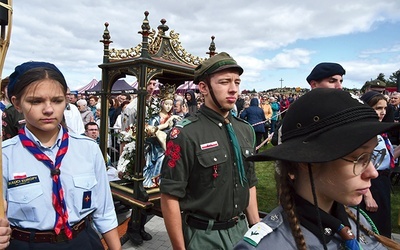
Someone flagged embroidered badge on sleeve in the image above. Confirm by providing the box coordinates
[165,141,181,168]
[169,127,180,140]
[243,222,273,247]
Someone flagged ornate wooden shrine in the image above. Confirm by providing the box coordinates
[98,11,216,242]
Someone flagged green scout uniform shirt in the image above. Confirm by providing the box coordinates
[160,105,258,221]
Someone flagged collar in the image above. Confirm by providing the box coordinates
[199,104,232,125]
[294,194,351,243]
[24,126,63,149]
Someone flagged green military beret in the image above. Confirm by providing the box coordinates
[193,52,244,84]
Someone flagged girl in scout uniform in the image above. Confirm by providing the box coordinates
[2,62,121,250]
[235,89,400,250]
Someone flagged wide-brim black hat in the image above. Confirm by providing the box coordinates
[247,89,400,163]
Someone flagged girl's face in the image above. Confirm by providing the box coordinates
[372,99,387,122]
[296,137,379,212]
[12,79,66,138]
[162,99,173,113]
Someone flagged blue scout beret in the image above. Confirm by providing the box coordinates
[8,61,64,97]
[194,52,243,84]
[306,62,346,83]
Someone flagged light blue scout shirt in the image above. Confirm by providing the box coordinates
[2,126,118,234]
[375,134,393,171]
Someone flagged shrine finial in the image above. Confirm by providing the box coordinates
[100,22,113,63]
[157,18,169,35]
[206,36,217,58]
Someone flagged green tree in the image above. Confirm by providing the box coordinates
[377,73,386,82]
[388,69,400,87]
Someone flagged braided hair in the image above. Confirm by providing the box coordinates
[345,207,400,249]
[277,160,307,250]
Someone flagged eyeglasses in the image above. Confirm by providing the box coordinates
[340,149,385,176]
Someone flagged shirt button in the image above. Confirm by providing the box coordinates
[23,196,27,201]
[213,158,217,162]
[235,204,238,208]
[218,123,223,127]
[235,184,238,188]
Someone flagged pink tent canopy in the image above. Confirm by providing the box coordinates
[77,79,98,93]
[176,81,198,94]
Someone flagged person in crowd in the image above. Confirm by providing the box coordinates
[2,61,121,249]
[76,99,94,126]
[236,93,246,115]
[359,91,400,238]
[2,76,25,140]
[269,97,279,134]
[389,92,400,145]
[184,90,198,115]
[121,80,155,132]
[306,62,346,89]
[110,93,131,129]
[160,52,260,250]
[361,79,386,94]
[88,95,99,119]
[235,88,400,250]
[94,103,101,128]
[108,96,118,126]
[84,121,100,144]
[260,95,272,138]
[239,100,250,117]
[272,62,346,146]
[240,97,267,152]
[173,99,189,119]
[362,80,394,124]
[279,94,290,119]
[64,87,85,134]
[67,91,78,106]
[144,85,181,188]
[0,77,10,111]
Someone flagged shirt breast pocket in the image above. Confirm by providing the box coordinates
[8,183,44,222]
[72,174,98,214]
[197,148,228,188]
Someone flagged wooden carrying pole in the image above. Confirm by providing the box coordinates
[0,0,12,218]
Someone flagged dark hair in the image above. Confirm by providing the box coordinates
[363,93,387,107]
[121,93,131,101]
[89,95,99,102]
[85,122,99,130]
[12,67,67,101]
[120,100,130,109]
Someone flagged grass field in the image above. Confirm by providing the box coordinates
[254,159,400,234]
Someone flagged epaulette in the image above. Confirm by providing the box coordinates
[175,116,198,128]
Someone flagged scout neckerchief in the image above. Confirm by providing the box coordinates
[381,133,395,169]
[294,195,362,250]
[18,127,72,239]
[224,118,247,186]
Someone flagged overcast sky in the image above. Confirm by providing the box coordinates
[2,0,400,91]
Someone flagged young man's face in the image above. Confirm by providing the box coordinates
[199,69,240,116]
[311,75,343,89]
[85,124,99,140]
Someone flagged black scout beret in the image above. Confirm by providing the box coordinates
[194,52,243,84]
[306,62,346,84]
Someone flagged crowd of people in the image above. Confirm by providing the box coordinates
[0,54,399,250]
